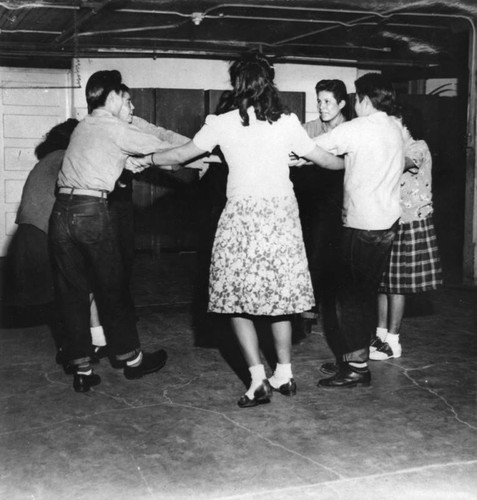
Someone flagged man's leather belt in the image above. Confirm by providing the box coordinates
[58,187,108,198]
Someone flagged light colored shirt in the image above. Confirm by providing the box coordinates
[401,137,433,223]
[303,118,325,138]
[303,114,346,138]
[314,111,404,230]
[58,109,165,192]
[193,109,316,198]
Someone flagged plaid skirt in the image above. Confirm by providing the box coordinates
[208,195,315,316]
[379,215,443,294]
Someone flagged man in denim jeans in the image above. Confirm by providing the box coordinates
[310,73,404,387]
[50,70,173,392]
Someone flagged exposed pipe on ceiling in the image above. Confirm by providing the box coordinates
[0,2,78,10]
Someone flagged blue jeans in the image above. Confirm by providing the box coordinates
[49,194,140,366]
[335,222,398,363]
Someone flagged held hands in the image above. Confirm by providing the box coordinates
[125,154,181,173]
[288,153,308,168]
[125,155,151,173]
[404,157,419,175]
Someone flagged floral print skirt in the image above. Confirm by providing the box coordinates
[208,195,315,316]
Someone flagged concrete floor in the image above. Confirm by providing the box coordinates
[0,252,476,500]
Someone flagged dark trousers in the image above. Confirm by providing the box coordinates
[49,194,140,366]
[334,222,398,363]
[109,198,135,312]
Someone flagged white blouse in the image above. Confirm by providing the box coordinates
[193,108,315,198]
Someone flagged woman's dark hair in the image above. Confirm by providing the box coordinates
[315,79,349,120]
[401,106,425,140]
[86,69,122,113]
[217,52,288,126]
[34,118,79,160]
[354,72,400,116]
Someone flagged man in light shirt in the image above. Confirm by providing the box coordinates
[309,73,404,388]
[49,70,172,392]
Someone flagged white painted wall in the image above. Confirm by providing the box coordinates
[0,67,71,256]
[73,58,358,122]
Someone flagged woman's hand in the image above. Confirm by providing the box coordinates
[288,153,308,168]
[125,155,150,173]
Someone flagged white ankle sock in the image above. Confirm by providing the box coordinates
[268,363,292,389]
[376,327,388,341]
[77,368,92,376]
[126,351,143,367]
[387,333,400,345]
[90,326,106,347]
[349,361,368,369]
[245,364,266,399]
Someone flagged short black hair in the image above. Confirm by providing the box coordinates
[315,79,347,103]
[354,73,399,116]
[119,83,130,94]
[86,70,122,113]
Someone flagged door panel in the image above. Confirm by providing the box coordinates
[155,88,204,138]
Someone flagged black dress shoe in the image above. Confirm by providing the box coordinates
[73,372,101,393]
[318,364,371,388]
[124,349,168,380]
[238,380,272,408]
[320,362,340,376]
[271,378,297,396]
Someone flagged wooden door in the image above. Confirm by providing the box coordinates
[129,88,205,253]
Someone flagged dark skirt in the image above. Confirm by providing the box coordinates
[3,224,55,306]
[379,216,443,294]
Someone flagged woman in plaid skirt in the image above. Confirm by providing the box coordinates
[371,113,443,360]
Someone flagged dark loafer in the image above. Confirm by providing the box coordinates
[124,349,168,380]
[238,379,272,408]
[318,364,371,388]
[271,378,297,396]
[73,373,101,393]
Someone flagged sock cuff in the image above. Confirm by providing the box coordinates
[376,327,388,340]
[274,363,292,379]
[349,361,368,370]
[126,351,143,367]
[249,364,266,380]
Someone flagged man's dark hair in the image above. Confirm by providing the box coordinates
[119,83,130,94]
[86,70,122,113]
[35,118,79,160]
[354,73,400,116]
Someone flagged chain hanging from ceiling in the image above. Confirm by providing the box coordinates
[73,8,81,88]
